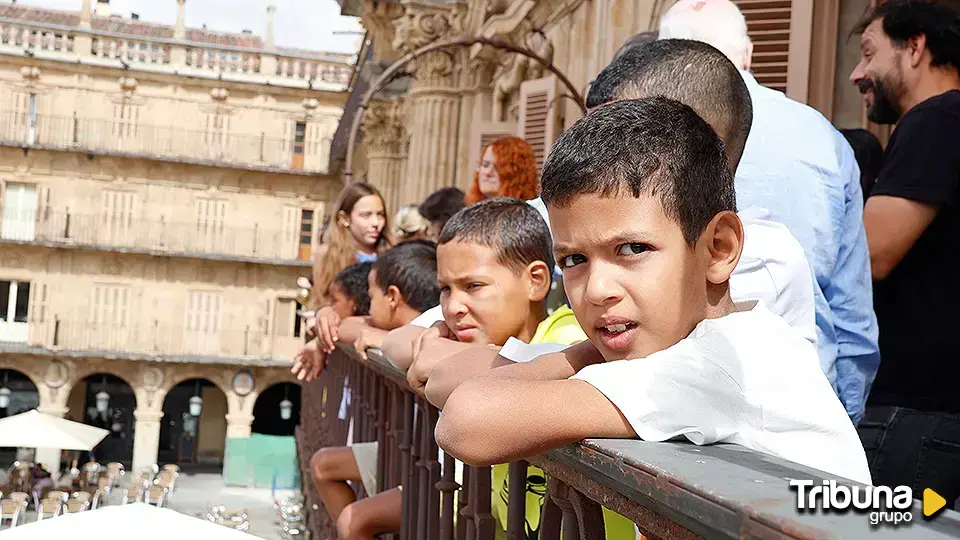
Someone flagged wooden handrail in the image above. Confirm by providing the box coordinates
[298,346,960,540]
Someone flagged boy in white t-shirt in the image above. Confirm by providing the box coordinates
[435,97,871,485]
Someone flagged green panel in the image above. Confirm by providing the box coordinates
[223,434,299,489]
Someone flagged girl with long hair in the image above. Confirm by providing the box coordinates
[312,182,391,306]
[466,136,540,205]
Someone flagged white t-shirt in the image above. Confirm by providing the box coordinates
[571,300,871,485]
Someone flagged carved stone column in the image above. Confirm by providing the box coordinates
[362,97,408,213]
[393,1,467,205]
[456,57,497,187]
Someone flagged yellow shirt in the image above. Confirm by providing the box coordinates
[491,306,634,540]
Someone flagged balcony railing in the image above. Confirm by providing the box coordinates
[3,317,302,363]
[0,17,352,89]
[297,346,960,539]
[0,209,310,264]
[0,110,331,173]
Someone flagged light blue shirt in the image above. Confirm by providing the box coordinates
[736,72,880,424]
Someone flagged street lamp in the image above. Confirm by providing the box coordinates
[189,381,203,417]
[279,384,292,420]
[0,372,10,409]
[95,376,110,414]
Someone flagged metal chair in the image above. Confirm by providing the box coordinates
[0,499,22,528]
[36,498,61,521]
[121,487,143,504]
[71,491,91,505]
[144,486,166,508]
[63,499,89,514]
[106,462,125,488]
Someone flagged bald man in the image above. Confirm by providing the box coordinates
[659,0,879,425]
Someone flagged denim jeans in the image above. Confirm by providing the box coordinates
[859,405,960,506]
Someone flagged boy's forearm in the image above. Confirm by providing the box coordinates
[435,377,635,466]
[424,347,513,408]
[474,340,604,383]
[337,317,373,346]
[408,338,481,395]
[381,324,426,370]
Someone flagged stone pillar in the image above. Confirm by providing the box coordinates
[132,409,163,473]
[174,0,187,40]
[362,97,408,212]
[265,6,277,49]
[456,57,496,188]
[36,406,68,475]
[393,1,467,205]
[225,414,254,439]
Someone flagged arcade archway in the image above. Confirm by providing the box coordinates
[159,378,227,471]
[65,373,137,466]
[252,382,301,437]
[0,368,39,467]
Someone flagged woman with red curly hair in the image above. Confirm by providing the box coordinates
[466,136,539,205]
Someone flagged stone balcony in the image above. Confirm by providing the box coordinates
[0,209,314,267]
[0,16,353,91]
[0,317,303,366]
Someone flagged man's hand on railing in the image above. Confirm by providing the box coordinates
[291,338,328,382]
[408,322,483,398]
[313,306,342,354]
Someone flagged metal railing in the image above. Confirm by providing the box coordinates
[0,17,352,88]
[0,208,307,263]
[0,110,331,173]
[296,346,960,540]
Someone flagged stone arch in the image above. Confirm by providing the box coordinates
[63,362,141,411]
[0,359,44,393]
[66,372,138,465]
[159,377,228,470]
[251,381,301,436]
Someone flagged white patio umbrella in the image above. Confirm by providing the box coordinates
[0,409,108,450]
[2,503,255,539]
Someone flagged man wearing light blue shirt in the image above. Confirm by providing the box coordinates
[660,0,879,424]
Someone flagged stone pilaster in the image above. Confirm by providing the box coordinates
[225,414,255,439]
[456,57,497,187]
[392,0,467,205]
[362,97,408,212]
[131,409,163,473]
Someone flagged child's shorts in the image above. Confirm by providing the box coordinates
[351,442,379,496]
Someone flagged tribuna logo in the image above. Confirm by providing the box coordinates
[790,479,914,525]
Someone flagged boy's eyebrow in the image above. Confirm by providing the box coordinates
[553,231,657,255]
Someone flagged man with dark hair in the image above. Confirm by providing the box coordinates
[660,0,879,427]
[418,187,465,239]
[585,39,753,171]
[850,0,960,499]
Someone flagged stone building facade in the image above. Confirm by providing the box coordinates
[336,0,889,207]
[0,0,352,475]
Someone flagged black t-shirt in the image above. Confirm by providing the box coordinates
[868,90,960,413]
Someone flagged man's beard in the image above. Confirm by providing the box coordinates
[859,75,904,125]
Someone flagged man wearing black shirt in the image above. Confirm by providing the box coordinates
[851,0,960,498]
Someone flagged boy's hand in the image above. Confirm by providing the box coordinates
[313,306,341,353]
[291,338,328,381]
[354,328,386,360]
[412,321,455,360]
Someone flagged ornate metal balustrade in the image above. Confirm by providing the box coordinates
[296,347,960,540]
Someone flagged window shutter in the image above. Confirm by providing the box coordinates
[517,75,560,172]
[736,0,814,102]
[468,121,517,187]
[281,205,299,259]
[28,281,46,323]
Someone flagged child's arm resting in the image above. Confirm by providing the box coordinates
[424,346,512,408]
[435,377,636,466]
[381,324,428,370]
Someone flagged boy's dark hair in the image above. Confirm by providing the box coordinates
[373,239,440,313]
[331,261,373,315]
[853,0,960,70]
[419,187,466,229]
[541,97,736,246]
[585,39,752,171]
[613,31,658,60]
[438,197,554,275]
[840,128,884,201]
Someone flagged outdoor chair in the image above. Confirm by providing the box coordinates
[106,462,124,488]
[121,487,142,504]
[63,499,89,514]
[91,488,104,510]
[97,476,112,497]
[0,499,22,527]
[144,486,166,508]
[161,464,180,475]
[71,491,91,505]
[44,490,67,503]
[36,497,61,521]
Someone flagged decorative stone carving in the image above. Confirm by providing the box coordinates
[361,98,407,156]
[44,360,69,388]
[392,1,467,89]
[361,0,405,61]
[142,367,163,390]
[232,370,255,397]
[19,66,40,86]
[118,76,138,97]
[209,87,230,102]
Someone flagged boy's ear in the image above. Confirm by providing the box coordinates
[702,211,743,285]
[385,285,403,309]
[524,260,552,302]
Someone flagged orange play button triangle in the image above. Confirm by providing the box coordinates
[924,488,947,517]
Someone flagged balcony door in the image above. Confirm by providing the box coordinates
[1,182,37,241]
[183,291,222,356]
[195,198,226,255]
[291,122,306,170]
[0,280,30,344]
[101,190,136,248]
[89,284,131,352]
